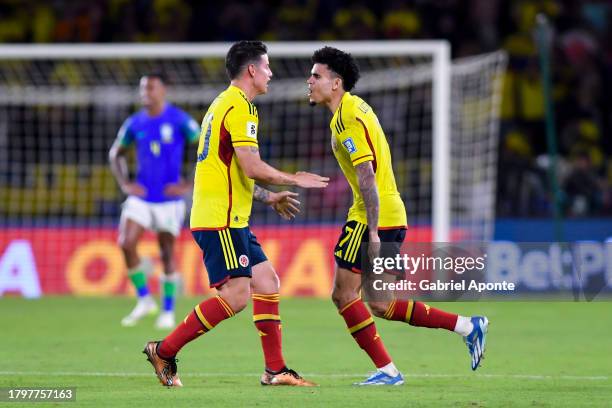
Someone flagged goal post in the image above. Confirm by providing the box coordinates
[0,42,507,297]
[0,40,470,241]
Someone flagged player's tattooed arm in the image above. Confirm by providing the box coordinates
[356,161,380,261]
[254,184,301,220]
[356,161,379,232]
[253,184,272,204]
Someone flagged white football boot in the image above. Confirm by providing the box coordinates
[121,296,158,327]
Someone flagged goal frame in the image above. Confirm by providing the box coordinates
[0,40,452,242]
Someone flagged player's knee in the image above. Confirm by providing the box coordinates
[231,301,248,313]
[251,273,280,293]
[268,271,280,290]
[367,301,389,318]
[118,237,137,254]
[331,287,358,310]
[221,289,249,313]
[119,242,136,256]
[221,296,247,313]
[251,261,280,293]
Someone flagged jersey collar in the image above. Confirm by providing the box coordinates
[331,92,351,130]
[228,85,249,101]
[334,92,351,114]
[142,102,168,119]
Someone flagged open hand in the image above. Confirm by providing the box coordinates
[367,232,381,264]
[121,182,146,197]
[164,179,192,197]
[270,191,301,220]
[294,171,329,188]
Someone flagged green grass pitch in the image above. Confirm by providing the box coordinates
[1,297,611,407]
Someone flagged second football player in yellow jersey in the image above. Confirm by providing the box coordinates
[144,41,328,388]
[329,90,407,229]
[308,46,489,386]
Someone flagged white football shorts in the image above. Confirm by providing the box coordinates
[120,196,186,237]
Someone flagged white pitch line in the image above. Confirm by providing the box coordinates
[0,371,608,381]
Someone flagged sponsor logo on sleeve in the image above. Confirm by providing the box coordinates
[358,101,371,113]
[246,122,257,138]
[342,137,357,154]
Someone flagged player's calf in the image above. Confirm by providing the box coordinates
[157,295,236,358]
[331,284,360,310]
[366,301,390,318]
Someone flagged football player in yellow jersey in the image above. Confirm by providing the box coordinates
[144,41,327,388]
[308,47,489,385]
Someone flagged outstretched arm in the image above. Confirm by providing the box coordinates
[235,145,329,188]
[356,161,380,261]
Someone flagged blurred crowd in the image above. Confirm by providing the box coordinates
[1,0,610,218]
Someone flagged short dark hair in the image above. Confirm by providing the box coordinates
[141,72,167,85]
[311,47,360,91]
[226,41,268,80]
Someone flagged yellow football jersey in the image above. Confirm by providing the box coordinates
[191,85,259,229]
[330,92,407,228]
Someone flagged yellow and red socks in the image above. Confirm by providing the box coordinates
[340,298,392,368]
[252,293,286,372]
[128,264,149,298]
[383,300,458,331]
[158,295,235,358]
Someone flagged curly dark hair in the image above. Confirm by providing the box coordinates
[226,40,268,80]
[311,46,360,91]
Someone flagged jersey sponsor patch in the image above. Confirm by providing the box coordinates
[342,137,357,154]
[161,123,174,143]
[358,101,370,113]
[239,254,250,267]
[246,121,257,138]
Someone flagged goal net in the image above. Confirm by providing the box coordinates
[0,42,507,296]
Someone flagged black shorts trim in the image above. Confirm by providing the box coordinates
[333,220,406,272]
